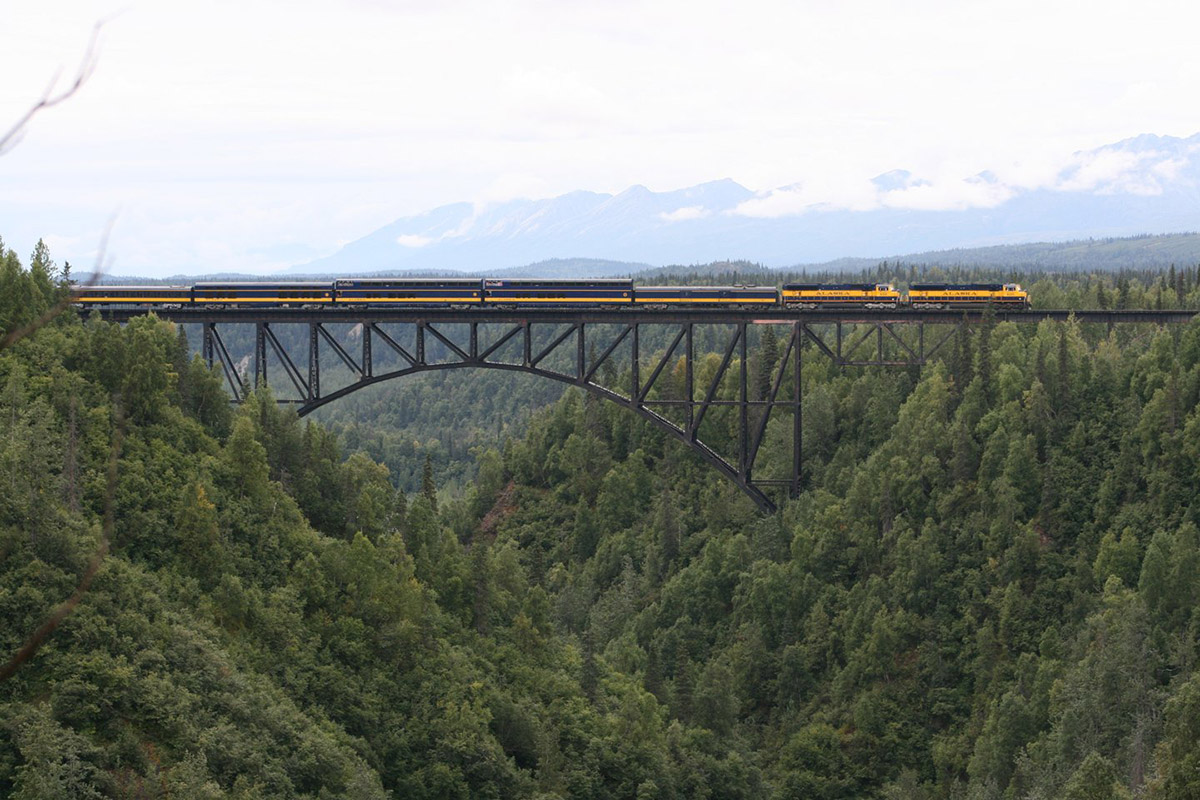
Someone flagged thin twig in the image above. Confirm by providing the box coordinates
[0,401,125,683]
[0,17,121,683]
[0,22,104,156]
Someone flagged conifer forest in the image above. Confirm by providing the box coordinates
[6,239,1200,799]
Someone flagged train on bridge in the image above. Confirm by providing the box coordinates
[75,278,1031,310]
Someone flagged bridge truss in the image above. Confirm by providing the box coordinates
[99,307,1197,512]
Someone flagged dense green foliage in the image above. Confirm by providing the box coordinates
[5,238,1200,797]
[314,370,562,494]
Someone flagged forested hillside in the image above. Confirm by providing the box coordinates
[4,238,1200,798]
[799,233,1200,274]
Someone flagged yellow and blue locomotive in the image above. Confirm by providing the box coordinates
[906,283,1029,309]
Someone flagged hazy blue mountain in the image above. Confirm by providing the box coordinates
[285,133,1200,275]
[791,233,1200,274]
[81,232,1200,286]
[290,179,758,274]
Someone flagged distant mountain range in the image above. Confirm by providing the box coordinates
[85,233,1200,286]
[86,233,1200,287]
[804,233,1200,273]
[288,133,1200,275]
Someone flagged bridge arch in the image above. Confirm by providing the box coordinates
[296,358,776,511]
[198,314,814,512]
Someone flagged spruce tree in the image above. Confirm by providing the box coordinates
[652,492,681,577]
[421,453,437,513]
[1117,275,1131,309]
[755,324,779,402]
[573,499,599,561]
[29,238,55,286]
[1057,324,1072,424]
[470,534,492,634]
[978,305,995,402]
[953,315,973,396]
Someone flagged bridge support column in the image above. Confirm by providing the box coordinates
[631,323,640,400]
[362,323,372,378]
[686,324,694,433]
[308,323,319,402]
[793,321,802,498]
[202,322,214,369]
[254,322,267,389]
[576,324,585,380]
[739,322,748,476]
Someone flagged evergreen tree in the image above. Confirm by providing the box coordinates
[470,534,492,634]
[1057,324,1073,424]
[1149,672,1200,799]
[29,238,56,295]
[755,324,780,401]
[953,315,973,395]
[422,452,438,513]
[651,492,681,578]
[1060,752,1130,800]
[978,306,995,402]
[573,499,599,561]
[223,415,270,500]
[581,631,599,701]
[393,486,408,533]
[176,481,224,584]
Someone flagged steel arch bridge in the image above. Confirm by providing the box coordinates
[97,307,1198,512]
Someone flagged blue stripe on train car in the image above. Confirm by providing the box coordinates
[484,290,632,301]
[336,289,481,297]
[634,287,778,301]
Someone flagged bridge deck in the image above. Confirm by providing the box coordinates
[92,307,1199,325]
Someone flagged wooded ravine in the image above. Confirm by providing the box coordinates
[3,239,1200,799]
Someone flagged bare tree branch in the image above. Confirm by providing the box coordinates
[0,18,124,684]
[0,21,105,156]
[0,401,125,683]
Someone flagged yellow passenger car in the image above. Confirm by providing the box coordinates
[781,283,901,309]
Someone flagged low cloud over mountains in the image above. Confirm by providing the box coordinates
[291,133,1200,274]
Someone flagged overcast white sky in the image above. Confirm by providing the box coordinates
[3,0,1200,276]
